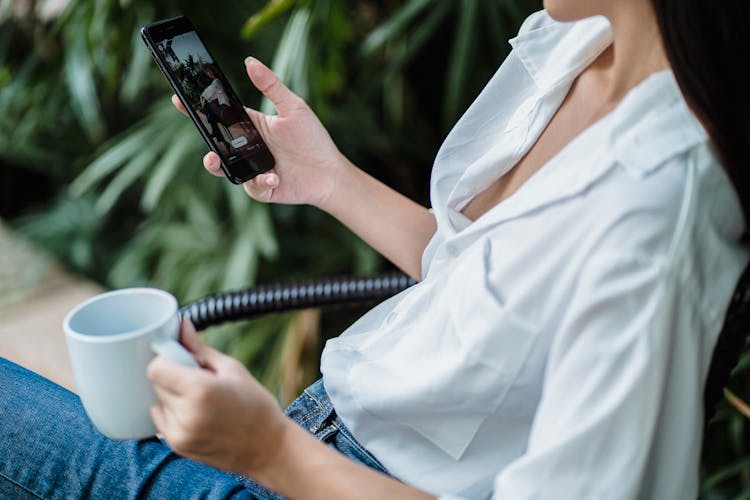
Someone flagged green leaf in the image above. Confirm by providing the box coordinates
[63,22,105,142]
[222,224,258,290]
[251,204,278,259]
[732,350,750,375]
[93,127,172,214]
[242,0,297,39]
[140,125,196,211]
[444,0,479,129]
[702,457,750,493]
[71,123,155,196]
[380,1,452,77]
[360,0,435,56]
[184,189,222,241]
[120,10,156,104]
[261,6,311,114]
[71,102,176,196]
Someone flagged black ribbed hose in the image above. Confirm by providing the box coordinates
[180,272,416,331]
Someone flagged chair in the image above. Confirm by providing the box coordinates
[180,264,750,425]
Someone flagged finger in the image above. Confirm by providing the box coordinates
[147,354,200,395]
[243,106,268,137]
[152,378,183,400]
[244,106,262,123]
[203,152,223,177]
[150,402,183,440]
[242,172,278,202]
[150,403,168,433]
[171,94,188,116]
[244,57,302,116]
[179,319,223,368]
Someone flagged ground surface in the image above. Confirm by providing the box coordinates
[0,220,101,391]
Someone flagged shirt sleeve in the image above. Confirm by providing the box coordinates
[201,80,225,103]
[489,251,681,499]
[200,84,215,102]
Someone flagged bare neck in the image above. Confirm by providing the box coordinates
[593,0,670,104]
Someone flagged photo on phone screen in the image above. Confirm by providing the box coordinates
[141,17,275,184]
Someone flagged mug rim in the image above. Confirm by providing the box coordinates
[63,287,178,343]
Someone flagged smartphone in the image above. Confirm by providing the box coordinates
[140,16,275,184]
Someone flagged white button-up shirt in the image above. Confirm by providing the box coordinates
[321,10,748,499]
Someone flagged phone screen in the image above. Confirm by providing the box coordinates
[141,17,274,184]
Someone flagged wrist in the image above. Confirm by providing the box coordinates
[245,414,436,500]
[246,415,299,491]
[315,154,360,214]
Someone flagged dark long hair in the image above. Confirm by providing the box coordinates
[655,1,750,423]
[651,0,750,225]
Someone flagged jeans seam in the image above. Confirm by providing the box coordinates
[298,386,333,431]
[328,421,388,474]
[303,382,330,412]
[293,402,324,428]
[303,391,325,409]
[0,470,44,499]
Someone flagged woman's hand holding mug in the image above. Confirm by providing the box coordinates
[146,320,290,477]
[64,287,290,477]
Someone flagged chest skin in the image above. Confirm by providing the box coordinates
[461,45,619,222]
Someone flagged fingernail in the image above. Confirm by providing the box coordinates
[244,56,257,66]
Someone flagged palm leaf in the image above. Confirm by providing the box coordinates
[261,6,311,114]
[360,0,435,56]
[242,0,297,39]
[63,16,105,142]
[444,0,479,127]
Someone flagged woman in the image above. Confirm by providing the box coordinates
[200,65,231,125]
[200,65,235,150]
[201,64,248,127]
[1,0,747,498]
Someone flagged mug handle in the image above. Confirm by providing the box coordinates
[151,338,199,368]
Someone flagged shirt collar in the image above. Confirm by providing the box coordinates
[434,12,710,242]
[446,70,708,242]
[508,13,707,176]
[608,70,707,176]
[509,14,613,91]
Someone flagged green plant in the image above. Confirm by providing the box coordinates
[1,0,538,386]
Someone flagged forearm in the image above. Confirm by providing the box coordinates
[319,157,436,280]
[252,418,436,500]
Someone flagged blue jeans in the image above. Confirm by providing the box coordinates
[0,357,388,499]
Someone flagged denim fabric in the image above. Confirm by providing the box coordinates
[0,357,388,499]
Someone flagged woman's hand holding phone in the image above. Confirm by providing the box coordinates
[175,56,435,279]
[173,57,347,210]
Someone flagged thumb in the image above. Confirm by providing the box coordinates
[179,318,222,368]
[244,56,301,116]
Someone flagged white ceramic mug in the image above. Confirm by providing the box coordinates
[63,288,197,440]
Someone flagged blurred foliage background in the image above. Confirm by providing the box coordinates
[1,0,749,497]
